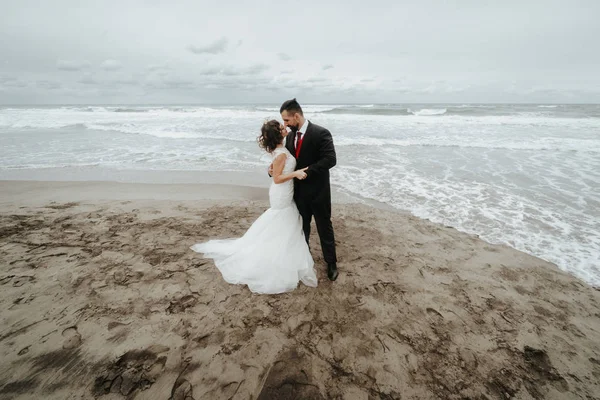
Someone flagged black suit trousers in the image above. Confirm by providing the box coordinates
[295,194,337,264]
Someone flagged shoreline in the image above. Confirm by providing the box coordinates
[0,176,594,293]
[0,177,594,288]
[0,170,397,211]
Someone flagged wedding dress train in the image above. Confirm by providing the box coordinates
[191,146,317,294]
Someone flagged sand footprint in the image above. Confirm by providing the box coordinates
[166,295,198,314]
[169,377,195,400]
[62,326,82,349]
[93,346,169,397]
[257,349,323,400]
[523,346,569,392]
[12,276,36,287]
[426,307,444,325]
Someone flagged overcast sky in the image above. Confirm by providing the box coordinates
[1,0,599,104]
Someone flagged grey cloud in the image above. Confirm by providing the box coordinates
[2,1,599,103]
[306,77,329,83]
[1,78,28,88]
[114,78,139,86]
[56,60,91,71]
[197,67,222,76]
[36,80,62,90]
[198,64,269,76]
[163,77,193,86]
[219,68,239,76]
[241,64,269,75]
[148,75,195,90]
[100,60,122,71]
[78,73,97,85]
[187,37,228,55]
[146,63,172,72]
[203,76,274,91]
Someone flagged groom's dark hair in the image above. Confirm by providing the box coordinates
[280,98,303,116]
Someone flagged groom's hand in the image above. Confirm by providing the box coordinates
[268,163,273,177]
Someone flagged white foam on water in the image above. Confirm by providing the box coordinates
[255,104,349,113]
[3,105,600,133]
[408,108,447,116]
[333,136,600,152]
[1,104,599,286]
[333,163,600,286]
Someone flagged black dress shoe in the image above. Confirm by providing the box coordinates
[327,263,338,281]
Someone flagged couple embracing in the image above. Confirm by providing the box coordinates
[191,98,338,294]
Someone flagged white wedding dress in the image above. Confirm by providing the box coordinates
[190,146,318,294]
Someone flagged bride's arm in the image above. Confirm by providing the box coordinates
[272,153,307,184]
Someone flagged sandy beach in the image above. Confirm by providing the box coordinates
[1,180,599,400]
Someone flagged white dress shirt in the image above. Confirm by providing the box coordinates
[295,119,309,144]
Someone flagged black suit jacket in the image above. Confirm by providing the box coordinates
[285,121,336,203]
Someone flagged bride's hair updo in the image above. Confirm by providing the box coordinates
[258,119,284,153]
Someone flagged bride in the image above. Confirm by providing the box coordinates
[190,120,318,294]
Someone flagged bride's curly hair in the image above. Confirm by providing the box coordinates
[258,119,284,153]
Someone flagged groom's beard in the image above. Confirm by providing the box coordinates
[288,125,299,134]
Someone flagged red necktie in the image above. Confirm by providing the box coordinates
[295,131,303,158]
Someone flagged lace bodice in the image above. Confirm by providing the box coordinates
[272,146,296,174]
[269,146,296,209]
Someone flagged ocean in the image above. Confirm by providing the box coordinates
[1,103,599,286]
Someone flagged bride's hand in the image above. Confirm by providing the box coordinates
[295,167,308,180]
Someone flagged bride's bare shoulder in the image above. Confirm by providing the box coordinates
[272,147,288,156]
[272,150,287,161]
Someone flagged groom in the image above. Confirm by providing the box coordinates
[280,98,338,281]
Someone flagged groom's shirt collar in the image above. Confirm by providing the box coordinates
[297,119,309,139]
